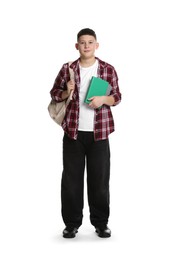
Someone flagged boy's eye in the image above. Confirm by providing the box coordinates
[80,41,94,45]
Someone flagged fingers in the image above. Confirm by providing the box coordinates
[88,96,103,109]
[88,96,95,101]
[89,100,97,109]
[70,79,74,85]
[67,80,75,91]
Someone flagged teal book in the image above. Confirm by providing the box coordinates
[84,76,111,104]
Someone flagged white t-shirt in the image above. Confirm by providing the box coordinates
[78,60,98,131]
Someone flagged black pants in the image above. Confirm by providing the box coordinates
[61,131,110,228]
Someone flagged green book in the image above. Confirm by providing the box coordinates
[84,76,111,104]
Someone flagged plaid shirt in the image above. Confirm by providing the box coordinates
[50,57,121,141]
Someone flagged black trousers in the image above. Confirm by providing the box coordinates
[61,131,110,228]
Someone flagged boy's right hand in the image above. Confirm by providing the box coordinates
[61,80,75,100]
[67,80,75,96]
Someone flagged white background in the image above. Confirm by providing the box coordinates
[0,0,170,259]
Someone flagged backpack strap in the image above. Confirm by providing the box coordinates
[66,61,74,102]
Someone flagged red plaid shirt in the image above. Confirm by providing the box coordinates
[50,57,121,141]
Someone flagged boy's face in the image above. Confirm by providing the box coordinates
[75,35,99,59]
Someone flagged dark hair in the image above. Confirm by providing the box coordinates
[77,28,97,41]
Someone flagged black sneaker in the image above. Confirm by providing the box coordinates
[63,227,78,238]
[95,226,111,238]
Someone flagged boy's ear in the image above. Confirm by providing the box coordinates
[75,43,79,50]
[96,42,99,49]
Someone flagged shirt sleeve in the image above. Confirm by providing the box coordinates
[109,68,121,106]
[50,64,69,102]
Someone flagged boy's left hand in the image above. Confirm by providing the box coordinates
[88,96,104,109]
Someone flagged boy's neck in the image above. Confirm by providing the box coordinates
[79,57,96,68]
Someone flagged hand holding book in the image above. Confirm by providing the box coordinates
[88,96,105,109]
[84,76,112,109]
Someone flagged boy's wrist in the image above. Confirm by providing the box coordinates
[62,90,69,100]
[103,96,115,106]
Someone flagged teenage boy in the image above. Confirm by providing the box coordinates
[50,28,121,238]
